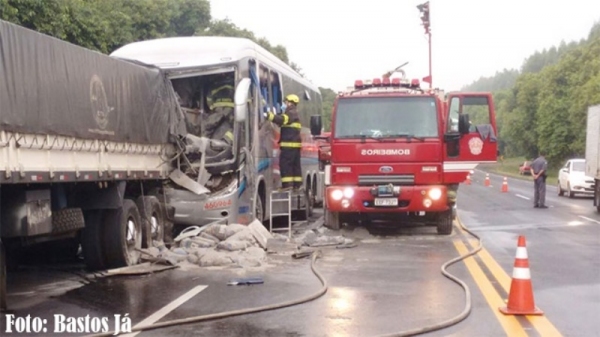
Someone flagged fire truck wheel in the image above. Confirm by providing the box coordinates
[436,210,453,235]
[136,196,164,248]
[103,200,142,268]
[81,210,107,270]
[325,210,341,230]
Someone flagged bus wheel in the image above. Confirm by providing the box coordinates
[255,191,265,223]
[305,184,314,218]
[436,210,454,235]
[136,196,164,248]
[324,209,341,230]
[103,200,142,268]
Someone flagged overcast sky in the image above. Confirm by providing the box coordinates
[210,0,600,92]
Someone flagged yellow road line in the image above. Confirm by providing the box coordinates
[468,239,563,337]
[453,240,528,337]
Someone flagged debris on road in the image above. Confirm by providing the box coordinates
[101,262,177,277]
[227,277,264,286]
[136,216,357,272]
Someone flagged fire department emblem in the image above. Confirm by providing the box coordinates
[468,137,484,155]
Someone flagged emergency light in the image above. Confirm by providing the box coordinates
[353,77,420,90]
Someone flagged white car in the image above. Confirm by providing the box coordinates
[558,159,595,197]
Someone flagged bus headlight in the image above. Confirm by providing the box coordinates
[331,189,343,201]
[428,188,442,201]
[343,187,354,198]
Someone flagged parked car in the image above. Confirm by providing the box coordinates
[519,161,532,175]
[558,158,595,197]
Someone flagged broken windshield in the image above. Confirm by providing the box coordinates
[334,96,438,139]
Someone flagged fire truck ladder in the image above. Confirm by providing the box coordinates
[269,190,300,239]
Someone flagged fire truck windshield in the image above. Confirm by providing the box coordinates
[334,96,438,139]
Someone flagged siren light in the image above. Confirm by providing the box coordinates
[373,78,382,86]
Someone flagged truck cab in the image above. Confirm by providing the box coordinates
[310,76,497,234]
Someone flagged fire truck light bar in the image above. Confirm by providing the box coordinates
[354,77,420,89]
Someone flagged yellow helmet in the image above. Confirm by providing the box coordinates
[285,94,300,104]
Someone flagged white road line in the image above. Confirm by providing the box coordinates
[578,215,600,225]
[515,194,530,200]
[122,285,208,337]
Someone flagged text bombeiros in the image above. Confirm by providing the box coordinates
[4,314,132,335]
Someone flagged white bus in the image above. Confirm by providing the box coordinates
[111,36,323,227]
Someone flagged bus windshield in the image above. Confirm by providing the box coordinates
[334,96,438,139]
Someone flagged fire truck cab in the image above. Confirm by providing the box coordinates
[310,74,497,234]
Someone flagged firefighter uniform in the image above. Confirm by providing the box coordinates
[203,83,234,146]
[267,94,303,190]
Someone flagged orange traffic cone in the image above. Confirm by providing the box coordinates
[501,177,508,193]
[499,236,544,315]
[465,174,471,185]
[484,174,490,187]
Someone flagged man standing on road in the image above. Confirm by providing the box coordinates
[530,151,548,208]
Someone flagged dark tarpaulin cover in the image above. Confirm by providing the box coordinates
[0,20,186,144]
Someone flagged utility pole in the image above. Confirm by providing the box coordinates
[417,1,432,89]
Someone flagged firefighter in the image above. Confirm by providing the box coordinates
[203,75,235,153]
[266,94,303,191]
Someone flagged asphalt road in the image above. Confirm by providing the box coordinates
[2,171,599,337]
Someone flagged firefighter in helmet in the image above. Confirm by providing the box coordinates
[265,94,303,190]
[203,74,235,155]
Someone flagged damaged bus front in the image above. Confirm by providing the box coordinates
[112,36,323,227]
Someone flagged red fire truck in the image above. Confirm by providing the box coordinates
[309,73,497,234]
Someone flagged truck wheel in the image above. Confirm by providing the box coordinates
[0,238,7,311]
[81,210,107,270]
[103,200,142,268]
[136,196,164,248]
[436,210,454,235]
[325,210,341,230]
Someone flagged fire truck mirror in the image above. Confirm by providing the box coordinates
[458,114,470,135]
[310,115,322,136]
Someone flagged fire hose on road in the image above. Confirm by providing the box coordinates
[85,216,482,337]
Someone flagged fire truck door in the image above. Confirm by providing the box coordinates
[442,93,498,183]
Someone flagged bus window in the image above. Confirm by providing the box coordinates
[270,70,283,113]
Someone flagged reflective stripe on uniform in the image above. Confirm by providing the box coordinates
[224,131,234,141]
[282,122,301,129]
[292,177,303,182]
[280,142,302,148]
[211,101,234,108]
[268,113,275,122]
[282,114,289,125]
[210,85,233,96]
[281,177,295,183]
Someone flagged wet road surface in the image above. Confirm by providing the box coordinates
[2,171,599,337]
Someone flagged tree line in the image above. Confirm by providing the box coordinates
[0,0,336,118]
[463,22,600,167]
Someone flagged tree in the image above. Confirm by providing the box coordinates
[319,87,337,131]
[0,0,212,54]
